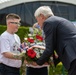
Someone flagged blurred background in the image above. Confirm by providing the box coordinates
[0,0,76,26]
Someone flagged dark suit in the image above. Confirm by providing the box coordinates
[36,16,76,73]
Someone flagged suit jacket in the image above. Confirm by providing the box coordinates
[36,16,76,70]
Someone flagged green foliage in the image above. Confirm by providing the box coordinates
[16,26,29,42]
[0,25,7,34]
[49,63,68,75]
[0,25,29,42]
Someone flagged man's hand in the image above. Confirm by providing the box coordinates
[44,62,49,65]
[24,61,38,66]
[31,62,38,66]
[28,61,49,66]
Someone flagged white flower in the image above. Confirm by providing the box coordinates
[28,34,32,37]
[24,38,27,40]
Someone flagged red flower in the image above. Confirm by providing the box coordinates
[27,38,34,43]
[36,34,43,41]
[27,49,36,58]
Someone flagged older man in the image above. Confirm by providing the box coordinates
[33,6,76,75]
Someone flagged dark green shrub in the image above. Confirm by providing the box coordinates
[0,25,29,42]
[0,25,7,34]
[16,26,29,42]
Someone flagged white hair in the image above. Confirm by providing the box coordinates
[34,6,54,17]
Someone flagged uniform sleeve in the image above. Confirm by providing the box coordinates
[36,22,54,65]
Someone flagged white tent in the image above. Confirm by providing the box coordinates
[0,0,76,10]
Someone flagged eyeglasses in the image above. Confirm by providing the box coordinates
[10,22,21,26]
